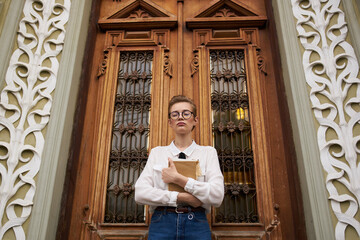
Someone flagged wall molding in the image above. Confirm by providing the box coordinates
[0,1,25,89]
[0,0,71,238]
[27,0,92,239]
[0,0,11,34]
[272,1,336,240]
[343,0,360,61]
[291,0,360,239]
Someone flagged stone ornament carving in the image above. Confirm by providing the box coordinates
[97,50,109,78]
[163,48,172,78]
[191,49,199,77]
[214,7,237,17]
[256,48,267,76]
[291,0,360,239]
[0,0,70,238]
[128,9,150,18]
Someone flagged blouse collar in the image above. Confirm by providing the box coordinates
[169,140,197,158]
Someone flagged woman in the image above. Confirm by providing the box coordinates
[135,95,224,240]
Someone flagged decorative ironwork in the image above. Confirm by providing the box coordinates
[211,49,258,224]
[112,183,133,196]
[0,0,71,238]
[104,51,152,224]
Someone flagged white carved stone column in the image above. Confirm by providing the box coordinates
[0,0,71,238]
[291,0,360,239]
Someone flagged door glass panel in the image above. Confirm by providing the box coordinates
[210,49,258,223]
[104,51,153,223]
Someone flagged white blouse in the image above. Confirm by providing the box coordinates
[135,141,224,213]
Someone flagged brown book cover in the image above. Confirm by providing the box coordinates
[168,160,199,192]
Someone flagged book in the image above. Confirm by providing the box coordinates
[168,160,200,192]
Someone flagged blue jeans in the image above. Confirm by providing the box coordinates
[148,208,212,240]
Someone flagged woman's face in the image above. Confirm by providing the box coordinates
[168,102,198,135]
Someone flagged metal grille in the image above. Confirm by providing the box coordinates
[211,49,258,223]
[104,51,152,223]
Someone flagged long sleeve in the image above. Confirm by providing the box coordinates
[134,148,179,207]
[184,147,224,207]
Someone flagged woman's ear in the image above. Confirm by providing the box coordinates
[194,116,199,124]
[191,116,199,131]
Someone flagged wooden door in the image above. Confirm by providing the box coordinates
[57,0,306,239]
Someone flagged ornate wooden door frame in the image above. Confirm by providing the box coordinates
[82,29,173,239]
[57,1,307,239]
[190,27,281,238]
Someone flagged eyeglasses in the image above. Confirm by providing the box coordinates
[169,110,194,120]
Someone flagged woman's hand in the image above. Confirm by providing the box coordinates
[162,158,178,183]
[177,192,203,208]
[162,158,189,187]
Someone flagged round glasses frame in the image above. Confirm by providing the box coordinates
[168,110,194,120]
